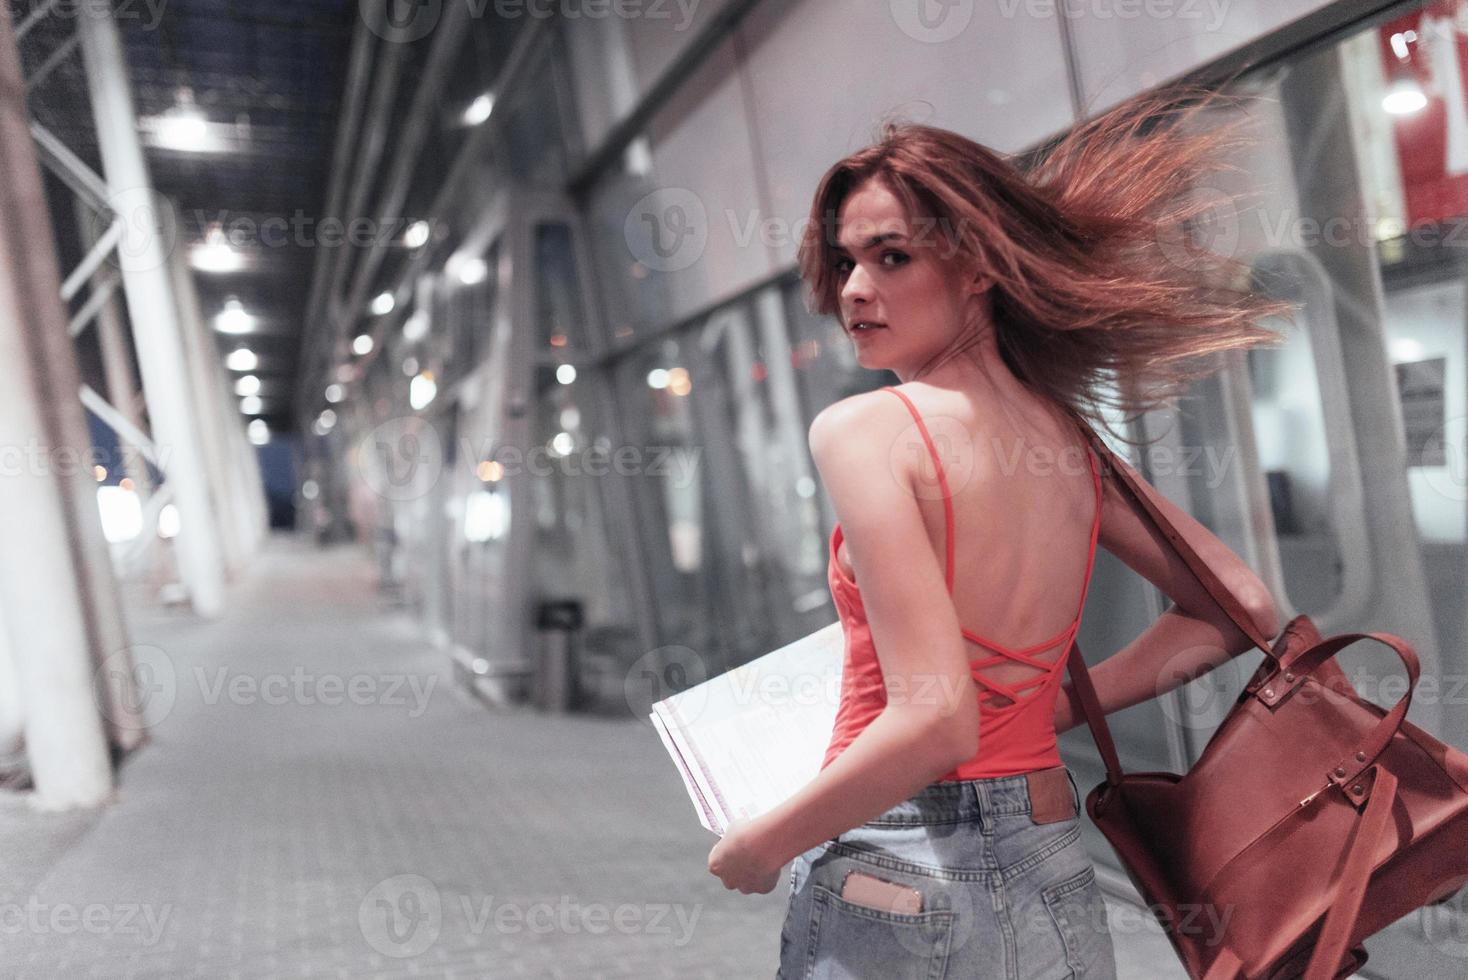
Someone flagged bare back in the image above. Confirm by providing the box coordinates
[834,381,1101,707]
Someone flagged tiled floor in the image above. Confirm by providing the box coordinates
[1,533,1194,978]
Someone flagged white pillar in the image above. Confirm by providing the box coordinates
[77,6,227,617]
[0,2,114,806]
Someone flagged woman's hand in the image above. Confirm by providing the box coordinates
[707,817,785,895]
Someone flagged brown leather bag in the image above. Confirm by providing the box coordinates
[1061,412,1468,979]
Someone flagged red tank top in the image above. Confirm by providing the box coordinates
[819,385,1104,780]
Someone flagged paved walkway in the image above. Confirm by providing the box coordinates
[1,533,1186,979]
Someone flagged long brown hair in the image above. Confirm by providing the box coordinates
[797,82,1299,446]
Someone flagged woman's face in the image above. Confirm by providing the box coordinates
[833,179,979,378]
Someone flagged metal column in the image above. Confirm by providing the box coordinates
[0,2,113,807]
[77,4,227,617]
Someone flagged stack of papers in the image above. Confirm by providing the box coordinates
[649,621,846,835]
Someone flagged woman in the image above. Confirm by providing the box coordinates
[707,84,1294,978]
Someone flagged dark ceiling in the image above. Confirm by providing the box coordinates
[17,0,360,435]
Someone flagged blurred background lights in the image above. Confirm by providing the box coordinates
[324,383,343,403]
[476,459,504,482]
[190,225,245,273]
[352,333,374,355]
[667,366,692,396]
[402,310,429,341]
[370,291,396,316]
[453,255,488,285]
[409,370,437,410]
[157,503,181,539]
[556,364,576,385]
[464,489,509,542]
[215,297,256,334]
[240,394,263,415]
[247,419,270,445]
[235,374,261,396]
[646,367,669,389]
[403,220,431,248]
[550,431,574,456]
[463,92,494,126]
[226,347,257,371]
[301,479,319,501]
[95,485,142,543]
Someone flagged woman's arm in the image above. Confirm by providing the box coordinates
[742,391,981,869]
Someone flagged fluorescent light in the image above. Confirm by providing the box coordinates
[463,93,494,126]
[352,334,374,356]
[226,347,257,371]
[215,297,256,334]
[370,291,396,316]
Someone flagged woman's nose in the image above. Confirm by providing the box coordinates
[841,263,874,306]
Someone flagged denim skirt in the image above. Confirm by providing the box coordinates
[776,768,1118,979]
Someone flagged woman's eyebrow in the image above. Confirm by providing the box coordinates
[833,231,910,254]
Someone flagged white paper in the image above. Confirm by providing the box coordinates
[649,621,846,835]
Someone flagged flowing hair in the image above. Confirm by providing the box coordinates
[797,82,1299,447]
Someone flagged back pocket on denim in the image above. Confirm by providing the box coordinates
[1041,865,1116,979]
[805,883,955,980]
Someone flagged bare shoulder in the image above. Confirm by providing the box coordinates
[807,386,909,457]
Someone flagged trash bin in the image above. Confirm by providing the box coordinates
[534,599,584,712]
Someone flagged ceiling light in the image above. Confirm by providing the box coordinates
[352,334,374,356]
[463,92,494,126]
[226,347,257,371]
[190,225,245,273]
[370,291,396,316]
[215,297,256,334]
[1383,77,1427,115]
[143,87,228,153]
